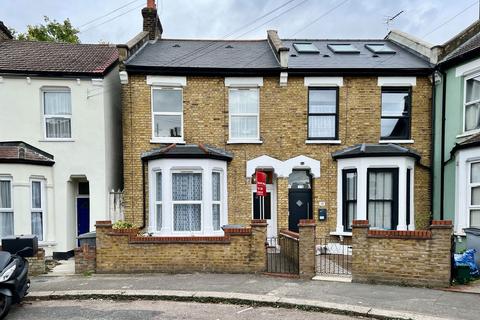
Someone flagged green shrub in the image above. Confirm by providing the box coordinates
[112,220,138,230]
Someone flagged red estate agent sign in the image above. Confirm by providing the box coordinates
[256,171,267,197]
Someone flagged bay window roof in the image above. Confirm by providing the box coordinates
[142,144,233,162]
[451,132,480,155]
[332,143,421,160]
[0,141,54,166]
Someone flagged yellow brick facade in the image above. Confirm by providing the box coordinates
[122,74,432,238]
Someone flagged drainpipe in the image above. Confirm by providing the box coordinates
[440,69,447,221]
[141,160,147,229]
[430,70,435,224]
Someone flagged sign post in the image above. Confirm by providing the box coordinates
[256,171,267,220]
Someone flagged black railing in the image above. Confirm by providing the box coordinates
[266,233,299,274]
[315,237,352,275]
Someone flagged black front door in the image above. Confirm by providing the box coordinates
[288,189,312,232]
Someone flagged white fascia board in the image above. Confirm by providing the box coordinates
[147,75,187,86]
[377,76,416,86]
[225,77,263,87]
[455,57,480,77]
[304,77,343,87]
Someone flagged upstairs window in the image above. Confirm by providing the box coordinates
[152,87,183,141]
[365,44,396,54]
[0,179,13,238]
[381,87,411,140]
[229,88,259,141]
[308,88,338,139]
[293,42,319,53]
[465,75,480,132]
[43,89,72,139]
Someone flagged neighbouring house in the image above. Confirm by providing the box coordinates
[119,0,433,245]
[0,21,122,258]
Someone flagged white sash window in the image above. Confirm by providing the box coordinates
[43,89,72,139]
[0,179,14,238]
[31,180,44,241]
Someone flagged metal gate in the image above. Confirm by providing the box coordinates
[266,231,299,275]
[315,237,352,276]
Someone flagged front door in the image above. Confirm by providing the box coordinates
[77,197,90,238]
[252,185,277,238]
[288,189,312,232]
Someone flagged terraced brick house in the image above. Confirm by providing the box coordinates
[0,22,122,258]
[119,0,434,248]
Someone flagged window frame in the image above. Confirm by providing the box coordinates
[342,169,357,232]
[307,87,339,140]
[0,177,14,237]
[366,168,399,230]
[380,87,412,140]
[154,171,162,232]
[212,170,222,231]
[42,87,72,140]
[463,72,480,134]
[171,170,203,234]
[30,179,45,241]
[228,87,260,142]
[151,86,184,143]
[468,161,480,228]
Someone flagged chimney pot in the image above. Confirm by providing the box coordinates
[147,0,156,9]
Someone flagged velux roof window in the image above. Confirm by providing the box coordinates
[293,42,319,53]
[327,44,360,53]
[365,44,396,54]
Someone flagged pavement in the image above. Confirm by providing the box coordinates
[28,273,479,320]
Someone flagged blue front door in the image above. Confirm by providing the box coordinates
[77,197,90,237]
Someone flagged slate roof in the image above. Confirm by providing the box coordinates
[282,39,431,70]
[0,141,54,166]
[440,32,480,65]
[0,40,119,76]
[141,144,233,162]
[126,39,279,71]
[332,143,421,160]
[451,133,480,154]
[0,21,13,39]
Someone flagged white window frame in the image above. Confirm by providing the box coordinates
[463,72,480,135]
[228,87,261,143]
[41,87,72,140]
[171,170,203,234]
[468,161,480,228]
[212,170,222,231]
[154,171,162,232]
[151,86,185,143]
[30,179,45,241]
[0,177,14,237]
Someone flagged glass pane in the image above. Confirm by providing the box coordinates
[369,171,393,200]
[229,89,258,114]
[309,90,336,113]
[31,212,43,241]
[366,44,396,53]
[293,43,319,53]
[0,212,13,238]
[0,181,11,209]
[472,163,480,183]
[156,172,162,201]
[369,201,392,230]
[253,192,271,220]
[328,44,359,53]
[172,173,202,201]
[78,182,89,195]
[472,186,480,205]
[381,92,409,116]
[288,170,310,189]
[465,103,480,131]
[212,172,220,201]
[347,202,357,229]
[212,204,220,231]
[156,204,162,231]
[381,118,409,138]
[174,204,201,231]
[231,116,258,139]
[32,181,41,209]
[346,171,357,200]
[46,118,71,138]
[308,116,335,138]
[44,91,71,115]
[152,89,182,113]
[153,115,182,138]
[471,210,480,228]
[466,77,480,103]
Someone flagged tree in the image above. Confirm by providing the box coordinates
[16,16,80,43]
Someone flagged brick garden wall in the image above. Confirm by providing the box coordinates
[75,244,96,274]
[95,220,267,273]
[351,220,452,287]
[122,75,433,239]
[26,248,45,276]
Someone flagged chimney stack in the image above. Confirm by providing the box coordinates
[267,30,289,68]
[0,21,13,42]
[142,0,163,40]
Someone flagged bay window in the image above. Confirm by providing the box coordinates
[465,75,480,132]
[152,87,183,142]
[31,180,44,241]
[308,88,338,139]
[342,169,357,231]
[0,179,14,238]
[367,168,399,230]
[229,88,259,141]
[43,89,72,139]
[469,162,480,227]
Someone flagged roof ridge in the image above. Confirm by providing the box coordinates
[158,38,267,42]
[6,39,116,48]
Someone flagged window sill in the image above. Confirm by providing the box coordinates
[329,231,352,237]
[150,139,185,144]
[39,139,75,142]
[305,140,341,144]
[379,139,414,144]
[227,140,263,144]
[39,241,57,247]
[457,129,480,139]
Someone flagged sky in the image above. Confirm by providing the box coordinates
[2,0,479,45]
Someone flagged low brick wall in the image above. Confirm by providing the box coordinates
[27,248,45,276]
[352,220,453,288]
[75,244,96,274]
[95,220,267,273]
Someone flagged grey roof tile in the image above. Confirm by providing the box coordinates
[440,32,480,64]
[332,143,421,160]
[142,144,233,161]
[0,141,54,166]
